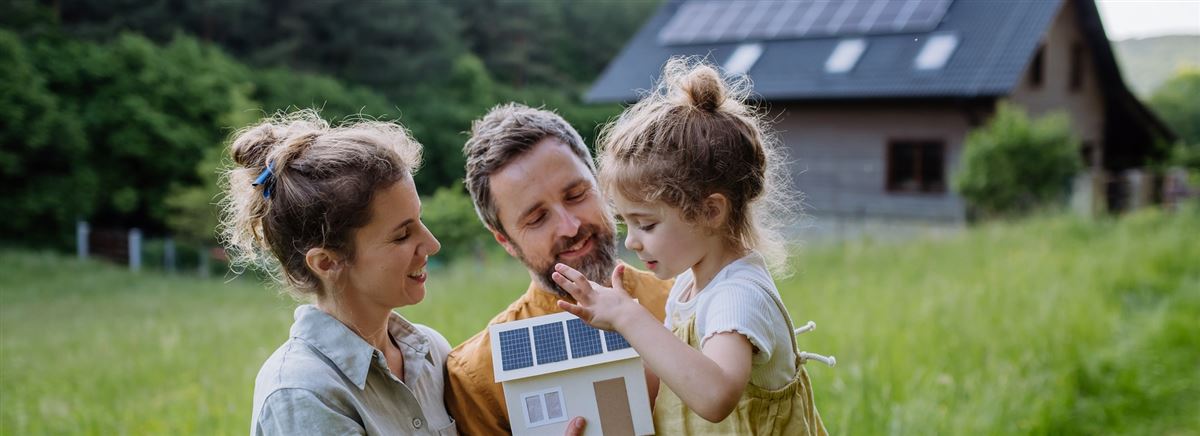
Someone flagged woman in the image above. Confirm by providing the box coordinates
[221,111,585,435]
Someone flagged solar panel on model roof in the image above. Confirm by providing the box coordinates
[659,0,953,46]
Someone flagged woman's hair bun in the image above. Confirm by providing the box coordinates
[679,65,726,112]
[230,122,283,168]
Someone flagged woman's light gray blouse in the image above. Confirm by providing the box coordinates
[251,305,457,435]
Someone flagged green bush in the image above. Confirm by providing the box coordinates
[952,103,1082,218]
[420,185,494,261]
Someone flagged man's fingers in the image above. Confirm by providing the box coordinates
[563,416,586,436]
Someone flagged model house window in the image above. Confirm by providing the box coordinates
[523,388,568,428]
[1069,42,1085,92]
[887,140,946,193]
[1029,45,1045,88]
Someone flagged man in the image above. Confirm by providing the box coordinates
[446,104,671,435]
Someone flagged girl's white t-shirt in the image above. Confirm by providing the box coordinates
[664,252,798,390]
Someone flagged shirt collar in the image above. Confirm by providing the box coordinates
[290,305,434,390]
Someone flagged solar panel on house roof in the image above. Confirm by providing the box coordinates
[499,328,534,371]
[566,318,604,359]
[658,0,953,45]
[533,322,569,365]
[604,330,632,351]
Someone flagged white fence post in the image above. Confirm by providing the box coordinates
[198,246,210,278]
[76,220,90,260]
[164,237,176,273]
[129,228,142,272]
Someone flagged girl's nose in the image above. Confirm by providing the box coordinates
[624,232,642,252]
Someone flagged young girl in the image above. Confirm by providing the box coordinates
[552,58,832,435]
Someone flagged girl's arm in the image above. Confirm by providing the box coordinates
[553,263,753,422]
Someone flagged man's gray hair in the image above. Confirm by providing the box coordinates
[462,103,595,235]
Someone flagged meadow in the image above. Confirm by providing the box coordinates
[1,208,1197,435]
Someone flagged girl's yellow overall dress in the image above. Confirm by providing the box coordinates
[652,277,828,436]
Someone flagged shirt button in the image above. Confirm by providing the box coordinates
[412,417,423,429]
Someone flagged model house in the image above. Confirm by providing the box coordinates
[490,311,654,436]
[589,0,1174,230]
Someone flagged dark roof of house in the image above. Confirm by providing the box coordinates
[588,0,1174,142]
[589,0,1057,102]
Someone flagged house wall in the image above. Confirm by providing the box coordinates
[1006,0,1106,165]
[504,359,653,436]
[774,101,975,226]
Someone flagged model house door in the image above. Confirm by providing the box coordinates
[593,377,635,436]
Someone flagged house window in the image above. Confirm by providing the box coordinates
[523,388,568,428]
[887,140,946,194]
[1069,42,1085,92]
[913,33,958,71]
[826,38,866,74]
[1029,45,1045,88]
[724,43,764,75]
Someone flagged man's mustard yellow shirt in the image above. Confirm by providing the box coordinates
[444,264,671,435]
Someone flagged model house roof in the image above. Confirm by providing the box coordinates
[490,311,640,383]
[591,0,1081,101]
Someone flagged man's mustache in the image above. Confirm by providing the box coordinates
[553,226,598,257]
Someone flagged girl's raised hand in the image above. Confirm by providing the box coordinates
[553,263,643,331]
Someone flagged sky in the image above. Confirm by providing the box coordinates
[1095,0,1200,40]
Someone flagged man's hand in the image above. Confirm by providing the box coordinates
[553,263,645,331]
[563,417,586,436]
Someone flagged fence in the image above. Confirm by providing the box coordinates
[75,222,224,277]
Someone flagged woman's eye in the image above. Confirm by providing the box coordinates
[567,190,587,202]
[639,223,657,231]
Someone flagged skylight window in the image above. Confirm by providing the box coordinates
[825,38,867,74]
[914,33,959,71]
[723,43,764,75]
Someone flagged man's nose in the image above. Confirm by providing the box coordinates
[553,206,581,238]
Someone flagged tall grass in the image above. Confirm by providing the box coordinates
[1,209,1197,434]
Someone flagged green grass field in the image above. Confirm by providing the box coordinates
[2,209,1198,435]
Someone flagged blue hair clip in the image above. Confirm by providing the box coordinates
[252,162,276,199]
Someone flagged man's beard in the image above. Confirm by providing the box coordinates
[511,222,618,298]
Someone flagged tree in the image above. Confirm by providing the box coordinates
[23,33,255,234]
[1148,68,1200,173]
[0,29,92,246]
[952,103,1082,218]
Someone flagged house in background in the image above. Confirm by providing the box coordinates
[588,0,1174,233]
[490,311,653,436]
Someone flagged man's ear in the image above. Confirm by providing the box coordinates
[702,193,731,229]
[304,247,343,285]
[490,227,519,258]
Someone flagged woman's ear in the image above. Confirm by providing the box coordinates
[702,193,731,228]
[305,247,343,285]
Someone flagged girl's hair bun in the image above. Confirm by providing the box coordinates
[679,64,725,112]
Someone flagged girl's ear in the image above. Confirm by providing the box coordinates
[305,247,344,285]
[702,193,731,228]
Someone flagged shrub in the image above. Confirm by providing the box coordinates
[420,185,494,261]
[952,103,1082,218]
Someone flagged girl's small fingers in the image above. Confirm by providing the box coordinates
[553,272,591,303]
[557,300,591,322]
[554,263,588,284]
